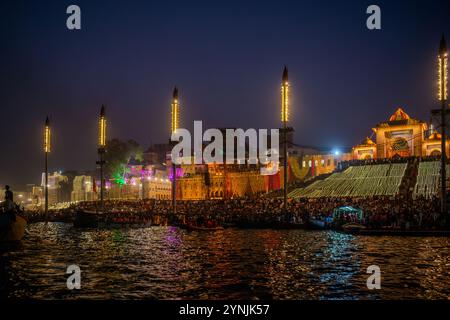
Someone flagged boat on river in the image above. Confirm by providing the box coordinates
[74,210,99,228]
[0,212,27,242]
[341,222,366,232]
[308,218,333,230]
[182,223,224,231]
[342,228,450,236]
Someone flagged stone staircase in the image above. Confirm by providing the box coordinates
[400,159,418,199]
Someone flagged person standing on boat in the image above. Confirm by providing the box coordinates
[3,185,14,212]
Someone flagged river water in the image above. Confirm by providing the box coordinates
[1,222,449,299]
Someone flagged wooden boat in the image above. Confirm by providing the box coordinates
[308,219,328,230]
[222,223,237,229]
[341,222,366,232]
[0,214,27,242]
[184,224,224,231]
[277,222,306,229]
[343,228,450,236]
[74,210,99,228]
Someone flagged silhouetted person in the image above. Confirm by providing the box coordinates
[4,185,14,212]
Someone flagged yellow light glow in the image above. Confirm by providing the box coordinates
[281,81,289,122]
[171,98,179,134]
[99,116,106,147]
[438,53,448,101]
[44,125,51,153]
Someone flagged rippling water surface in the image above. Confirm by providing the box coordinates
[1,223,449,299]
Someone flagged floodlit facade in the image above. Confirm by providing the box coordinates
[352,107,449,159]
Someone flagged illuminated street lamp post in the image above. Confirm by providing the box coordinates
[44,116,51,216]
[281,66,289,211]
[438,35,448,217]
[171,87,179,215]
[97,105,107,212]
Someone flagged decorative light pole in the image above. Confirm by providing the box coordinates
[171,87,179,215]
[438,35,448,216]
[281,66,289,211]
[44,116,51,216]
[98,105,107,212]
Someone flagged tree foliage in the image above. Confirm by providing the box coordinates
[104,138,143,183]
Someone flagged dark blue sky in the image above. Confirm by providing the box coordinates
[1,0,449,188]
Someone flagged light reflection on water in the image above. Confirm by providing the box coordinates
[1,222,449,299]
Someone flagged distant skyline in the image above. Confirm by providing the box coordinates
[1,0,449,188]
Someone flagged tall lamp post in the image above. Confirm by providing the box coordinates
[44,116,51,216]
[438,35,448,217]
[281,66,289,211]
[97,105,107,212]
[171,87,180,215]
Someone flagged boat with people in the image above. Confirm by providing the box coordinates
[0,208,27,242]
[331,206,365,230]
[1,185,27,242]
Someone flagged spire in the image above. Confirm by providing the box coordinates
[439,34,447,55]
[100,104,106,117]
[45,116,50,126]
[282,66,288,82]
[173,86,178,100]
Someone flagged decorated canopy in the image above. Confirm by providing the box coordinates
[332,206,363,221]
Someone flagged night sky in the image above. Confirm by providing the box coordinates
[1,0,449,189]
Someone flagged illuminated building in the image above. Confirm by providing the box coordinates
[298,152,351,177]
[105,159,172,200]
[71,175,96,202]
[352,137,377,160]
[177,164,267,200]
[422,132,450,157]
[371,107,428,158]
[351,107,450,159]
[40,171,68,205]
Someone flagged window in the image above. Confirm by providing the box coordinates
[321,159,325,167]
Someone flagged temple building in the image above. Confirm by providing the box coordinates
[422,131,450,157]
[353,107,449,160]
[352,137,377,160]
[372,108,427,158]
[176,165,267,200]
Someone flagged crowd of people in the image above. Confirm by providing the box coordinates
[18,193,445,230]
[296,195,443,229]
